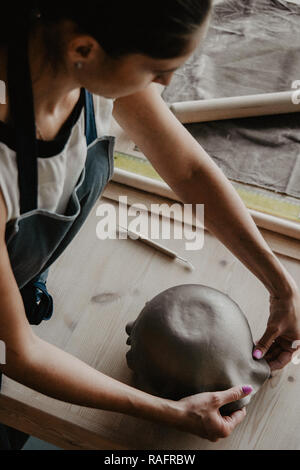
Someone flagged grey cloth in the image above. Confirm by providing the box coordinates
[162,0,300,198]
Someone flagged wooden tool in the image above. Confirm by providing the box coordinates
[117,224,195,271]
[169,91,299,124]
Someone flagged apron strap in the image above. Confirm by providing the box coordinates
[7,31,97,214]
[7,28,39,215]
[84,89,98,146]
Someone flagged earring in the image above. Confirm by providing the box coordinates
[76,62,83,69]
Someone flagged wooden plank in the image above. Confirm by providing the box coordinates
[0,394,128,450]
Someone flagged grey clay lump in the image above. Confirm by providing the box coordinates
[125,284,271,415]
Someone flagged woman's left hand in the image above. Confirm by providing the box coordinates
[253,287,300,371]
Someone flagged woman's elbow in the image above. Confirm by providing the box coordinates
[0,332,40,378]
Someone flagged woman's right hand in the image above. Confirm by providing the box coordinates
[169,385,252,442]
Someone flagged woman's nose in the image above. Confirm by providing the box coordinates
[153,72,174,87]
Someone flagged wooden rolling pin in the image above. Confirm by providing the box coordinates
[169,91,300,123]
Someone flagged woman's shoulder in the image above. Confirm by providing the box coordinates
[0,103,8,125]
[0,91,9,127]
[0,184,7,229]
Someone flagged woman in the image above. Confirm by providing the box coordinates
[0,1,299,449]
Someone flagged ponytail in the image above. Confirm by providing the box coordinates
[0,4,41,44]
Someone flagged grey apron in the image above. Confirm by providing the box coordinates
[5,31,115,320]
[0,31,115,386]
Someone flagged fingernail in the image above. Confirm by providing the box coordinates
[253,349,262,359]
[242,385,253,395]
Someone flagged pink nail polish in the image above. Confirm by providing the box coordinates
[253,349,262,359]
[242,385,253,394]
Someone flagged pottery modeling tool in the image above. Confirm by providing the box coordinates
[117,224,195,271]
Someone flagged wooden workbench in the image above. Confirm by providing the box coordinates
[0,183,299,450]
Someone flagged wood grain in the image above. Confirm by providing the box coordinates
[0,191,299,450]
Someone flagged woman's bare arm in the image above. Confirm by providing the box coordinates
[112,83,298,298]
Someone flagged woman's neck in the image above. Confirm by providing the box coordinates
[28,22,81,120]
[0,19,90,141]
[0,25,82,140]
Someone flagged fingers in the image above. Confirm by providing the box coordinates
[264,342,281,361]
[223,407,247,428]
[268,350,294,370]
[214,384,253,407]
[209,407,247,441]
[219,407,247,438]
[264,337,297,370]
[253,327,280,359]
[229,407,247,425]
[204,389,250,441]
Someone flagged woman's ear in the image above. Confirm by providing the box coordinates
[68,35,103,67]
[76,45,93,58]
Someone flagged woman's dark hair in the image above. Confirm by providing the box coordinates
[1,1,212,61]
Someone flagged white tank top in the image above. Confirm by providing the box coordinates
[0,92,114,223]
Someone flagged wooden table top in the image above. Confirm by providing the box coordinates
[0,184,299,450]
